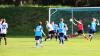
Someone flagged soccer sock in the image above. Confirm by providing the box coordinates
[0,38,1,45]
[0,38,2,45]
[62,37,64,44]
[59,37,62,44]
[55,36,58,41]
[36,40,39,47]
[40,39,42,45]
[90,34,93,41]
[4,37,7,45]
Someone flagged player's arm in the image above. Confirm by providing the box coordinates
[72,21,77,26]
[88,24,90,28]
[70,18,77,26]
[74,19,79,23]
[6,23,8,29]
[65,24,68,31]
[96,19,100,26]
[41,27,46,36]
[42,31,46,36]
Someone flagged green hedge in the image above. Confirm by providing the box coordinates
[0,7,48,35]
[0,7,100,36]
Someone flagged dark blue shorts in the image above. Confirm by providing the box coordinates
[89,29,96,34]
[35,36,42,40]
[59,33,64,37]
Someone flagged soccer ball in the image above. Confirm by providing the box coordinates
[70,18,73,22]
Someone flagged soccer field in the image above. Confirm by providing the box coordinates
[0,33,100,56]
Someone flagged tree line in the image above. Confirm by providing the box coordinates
[0,0,100,7]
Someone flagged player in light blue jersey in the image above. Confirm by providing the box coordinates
[88,18,99,41]
[58,18,65,45]
[51,21,58,41]
[34,22,45,48]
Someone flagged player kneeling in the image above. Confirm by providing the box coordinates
[34,22,45,48]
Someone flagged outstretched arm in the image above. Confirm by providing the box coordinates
[96,19,100,26]
[42,30,46,36]
[72,21,77,26]
[74,19,79,23]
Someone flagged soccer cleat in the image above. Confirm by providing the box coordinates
[90,37,93,42]
[5,42,7,45]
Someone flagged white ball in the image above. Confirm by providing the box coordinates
[97,23,100,26]
[70,18,73,22]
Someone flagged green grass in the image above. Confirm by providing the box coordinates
[0,33,100,56]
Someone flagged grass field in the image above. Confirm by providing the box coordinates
[0,33,100,56]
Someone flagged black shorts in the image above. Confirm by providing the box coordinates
[78,30,83,35]
[49,31,54,34]
[35,36,42,40]
[89,29,95,34]
[0,34,6,38]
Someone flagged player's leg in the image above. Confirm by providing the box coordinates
[88,29,94,41]
[55,32,58,41]
[3,34,7,45]
[89,30,95,41]
[0,34,2,45]
[61,33,64,44]
[64,35,68,41]
[39,36,43,47]
[59,33,62,44]
[50,30,54,40]
[59,33,64,44]
[45,32,49,41]
[82,33,89,40]
[45,31,51,41]
[78,30,89,40]
[0,37,1,45]
[89,34,93,41]
[35,36,39,48]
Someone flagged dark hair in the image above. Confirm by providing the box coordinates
[39,21,42,25]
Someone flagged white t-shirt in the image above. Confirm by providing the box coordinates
[0,21,2,30]
[1,22,8,34]
[46,23,54,31]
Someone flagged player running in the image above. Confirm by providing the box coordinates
[51,21,58,41]
[34,21,45,48]
[88,18,99,41]
[45,21,54,41]
[72,18,88,40]
[58,18,65,45]
[0,18,8,45]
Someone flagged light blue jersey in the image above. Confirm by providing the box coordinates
[90,22,96,31]
[58,22,65,33]
[53,24,58,32]
[35,25,43,37]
